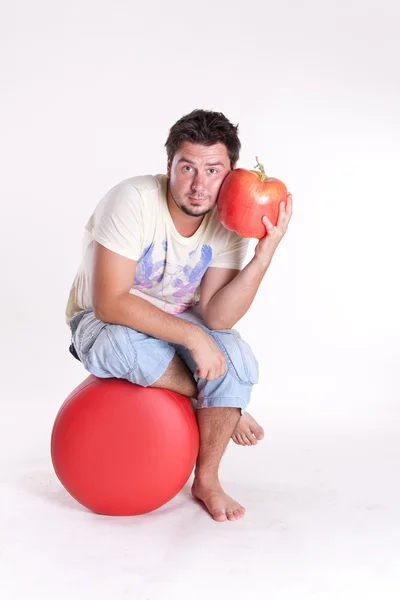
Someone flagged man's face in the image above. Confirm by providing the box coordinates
[167,141,233,218]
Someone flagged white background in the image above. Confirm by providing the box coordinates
[1,0,399,598]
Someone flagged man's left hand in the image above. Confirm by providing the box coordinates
[254,193,293,264]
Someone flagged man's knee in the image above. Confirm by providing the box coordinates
[84,325,134,379]
[74,318,175,387]
[209,329,259,386]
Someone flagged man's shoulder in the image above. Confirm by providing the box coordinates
[113,173,166,196]
[94,174,167,215]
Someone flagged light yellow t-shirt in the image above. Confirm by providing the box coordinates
[65,174,249,324]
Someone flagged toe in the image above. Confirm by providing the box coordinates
[254,426,264,440]
[239,434,249,446]
[213,509,227,522]
[250,435,258,445]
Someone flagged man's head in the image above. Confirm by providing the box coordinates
[165,109,241,218]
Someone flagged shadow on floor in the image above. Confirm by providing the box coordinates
[12,467,197,519]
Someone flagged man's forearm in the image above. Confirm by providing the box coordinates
[203,252,274,330]
[94,293,200,348]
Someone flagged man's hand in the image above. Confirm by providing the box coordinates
[187,328,226,380]
[254,193,293,265]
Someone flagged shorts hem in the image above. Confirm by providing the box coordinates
[133,346,176,387]
[196,396,249,416]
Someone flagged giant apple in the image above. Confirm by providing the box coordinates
[217,157,288,239]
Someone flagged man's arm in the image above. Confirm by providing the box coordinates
[200,194,293,330]
[91,241,226,380]
[92,241,200,347]
[199,256,272,330]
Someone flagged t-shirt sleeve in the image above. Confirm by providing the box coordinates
[208,233,250,270]
[91,181,144,261]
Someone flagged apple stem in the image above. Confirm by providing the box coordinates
[255,156,267,182]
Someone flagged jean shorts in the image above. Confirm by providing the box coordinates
[69,307,259,416]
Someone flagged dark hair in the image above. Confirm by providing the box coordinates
[165,109,241,169]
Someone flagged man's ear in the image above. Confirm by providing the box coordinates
[167,158,171,178]
[232,162,237,170]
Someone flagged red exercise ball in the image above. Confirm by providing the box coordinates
[51,375,199,516]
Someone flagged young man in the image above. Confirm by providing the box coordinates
[66,109,292,522]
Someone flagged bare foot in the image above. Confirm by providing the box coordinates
[231,412,264,446]
[191,479,245,522]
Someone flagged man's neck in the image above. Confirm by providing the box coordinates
[166,187,205,238]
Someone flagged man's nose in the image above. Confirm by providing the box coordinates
[191,172,206,192]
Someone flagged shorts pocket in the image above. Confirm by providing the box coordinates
[211,331,259,385]
[74,312,107,358]
[86,325,134,378]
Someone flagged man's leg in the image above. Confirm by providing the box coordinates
[168,312,261,521]
[173,309,264,446]
[149,353,197,398]
[149,354,247,521]
[71,310,197,395]
[149,343,265,448]
[191,407,245,522]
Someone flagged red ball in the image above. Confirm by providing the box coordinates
[51,375,199,516]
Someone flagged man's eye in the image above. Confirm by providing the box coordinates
[183,166,193,172]
[209,169,218,174]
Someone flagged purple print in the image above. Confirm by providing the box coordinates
[133,241,213,304]
[172,245,213,299]
[134,242,167,290]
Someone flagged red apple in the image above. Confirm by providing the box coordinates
[217,157,288,239]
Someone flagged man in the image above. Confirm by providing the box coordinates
[66,109,292,522]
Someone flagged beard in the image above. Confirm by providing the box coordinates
[169,183,214,218]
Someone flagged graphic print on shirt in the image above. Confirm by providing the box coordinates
[133,242,167,289]
[133,240,213,311]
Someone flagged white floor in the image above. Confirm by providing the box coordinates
[2,364,399,600]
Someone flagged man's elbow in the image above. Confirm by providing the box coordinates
[202,312,235,331]
[92,296,118,323]
[92,303,109,322]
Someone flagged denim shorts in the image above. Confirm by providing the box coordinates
[69,307,259,416]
